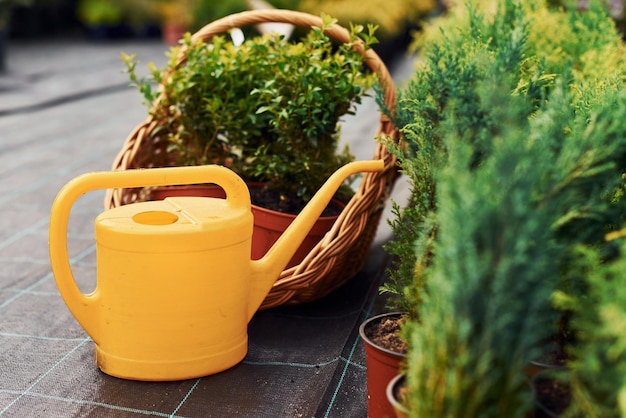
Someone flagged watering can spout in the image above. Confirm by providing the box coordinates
[248,160,384,319]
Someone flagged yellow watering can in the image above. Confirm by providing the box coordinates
[49,161,383,381]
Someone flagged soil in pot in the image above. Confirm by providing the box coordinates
[364,314,408,354]
[249,186,345,217]
[528,323,574,378]
[149,184,226,200]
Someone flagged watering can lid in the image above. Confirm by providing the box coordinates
[95,197,253,252]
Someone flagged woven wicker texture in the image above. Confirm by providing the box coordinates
[104,9,399,309]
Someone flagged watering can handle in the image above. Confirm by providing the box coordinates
[48,165,250,341]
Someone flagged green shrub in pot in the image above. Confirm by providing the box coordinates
[402,85,560,417]
[379,0,538,318]
[121,15,376,211]
[381,0,626,328]
[401,74,626,417]
[378,0,626,415]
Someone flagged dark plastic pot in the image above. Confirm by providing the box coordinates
[359,312,407,418]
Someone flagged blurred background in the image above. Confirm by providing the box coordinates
[0,0,443,75]
[1,0,439,43]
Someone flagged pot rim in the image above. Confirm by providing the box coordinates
[358,311,407,358]
[386,373,410,414]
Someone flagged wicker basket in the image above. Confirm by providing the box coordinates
[104,9,400,309]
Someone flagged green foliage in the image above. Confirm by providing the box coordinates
[298,0,437,40]
[563,241,626,418]
[402,70,626,417]
[522,0,626,99]
[122,16,375,204]
[381,0,626,415]
[539,81,626,247]
[76,0,124,25]
[190,0,247,32]
[404,84,559,418]
[383,0,626,317]
[381,0,533,316]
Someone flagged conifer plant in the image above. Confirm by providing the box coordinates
[381,0,626,415]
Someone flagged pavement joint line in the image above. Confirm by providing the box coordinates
[0,83,130,118]
[0,256,50,265]
[0,272,54,310]
[0,217,49,251]
[0,389,182,418]
[0,243,96,310]
[243,357,340,368]
[1,288,61,296]
[322,254,394,417]
[169,378,201,418]
[0,147,121,207]
[0,337,91,416]
[0,332,87,342]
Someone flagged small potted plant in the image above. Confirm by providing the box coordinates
[119,13,377,267]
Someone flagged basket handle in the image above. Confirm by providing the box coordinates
[172,9,396,114]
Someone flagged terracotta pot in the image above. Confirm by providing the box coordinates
[359,312,407,418]
[250,199,344,269]
[387,374,410,418]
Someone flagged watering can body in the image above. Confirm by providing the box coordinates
[94,197,253,380]
[49,162,384,381]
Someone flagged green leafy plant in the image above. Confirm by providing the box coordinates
[399,53,626,418]
[379,0,626,415]
[122,15,376,209]
[381,0,626,315]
